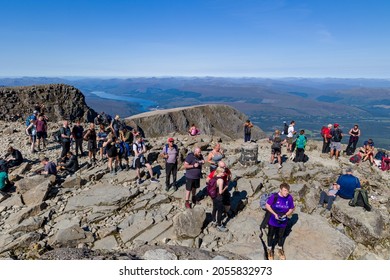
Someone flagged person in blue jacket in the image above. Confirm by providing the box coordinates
[336,167,361,199]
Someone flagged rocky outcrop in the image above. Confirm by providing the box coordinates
[0,84,96,122]
[126,104,267,140]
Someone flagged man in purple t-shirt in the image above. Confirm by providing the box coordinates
[265,183,295,260]
[184,147,204,209]
[40,157,57,175]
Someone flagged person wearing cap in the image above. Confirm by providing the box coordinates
[40,157,57,175]
[336,168,361,199]
[330,123,343,160]
[161,137,179,191]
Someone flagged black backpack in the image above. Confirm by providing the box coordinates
[332,128,342,142]
[349,188,372,211]
[283,123,288,135]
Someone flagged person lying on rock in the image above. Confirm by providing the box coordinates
[318,182,340,211]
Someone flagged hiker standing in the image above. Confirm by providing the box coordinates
[321,124,332,154]
[60,121,72,158]
[329,123,343,160]
[161,137,179,191]
[184,147,204,208]
[345,124,361,155]
[265,183,295,260]
[286,121,296,153]
[243,120,253,142]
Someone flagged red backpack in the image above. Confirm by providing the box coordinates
[381,157,390,171]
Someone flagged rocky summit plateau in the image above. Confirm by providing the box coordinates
[0,84,390,260]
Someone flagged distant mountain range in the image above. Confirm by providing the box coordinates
[1,76,389,148]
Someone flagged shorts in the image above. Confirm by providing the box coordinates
[37,131,47,139]
[286,137,293,144]
[31,135,37,143]
[330,141,342,151]
[271,148,281,155]
[133,156,146,169]
[88,141,97,152]
[185,178,200,191]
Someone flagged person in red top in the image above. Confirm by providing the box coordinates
[321,124,332,154]
[206,161,233,217]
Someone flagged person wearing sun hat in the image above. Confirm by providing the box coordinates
[161,137,179,191]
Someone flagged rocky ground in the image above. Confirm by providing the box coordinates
[1,120,390,260]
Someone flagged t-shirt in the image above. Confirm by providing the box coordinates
[337,174,361,199]
[0,171,8,190]
[97,131,108,142]
[36,119,46,132]
[287,125,295,138]
[61,127,72,142]
[162,144,178,164]
[185,152,204,179]
[267,193,295,228]
[72,125,84,139]
[44,162,57,175]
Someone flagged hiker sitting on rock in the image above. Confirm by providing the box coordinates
[0,162,13,193]
[318,182,340,211]
[4,146,23,168]
[40,157,57,176]
[188,124,200,136]
[336,167,361,199]
[359,139,375,165]
[57,151,79,174]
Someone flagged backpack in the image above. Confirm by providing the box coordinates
[53,129,62,143]
[332,128,342,142]
[260,192,278,210]
[381,157,390,171]
[349,154,362,164]
[296,135,307,149]
[207,177,219,199]
[320,126,327,137]
[283,123,288,135]
[348,188,372,211]
[164,143,178,160]
[25,115,36,127]
[375,150,388,161]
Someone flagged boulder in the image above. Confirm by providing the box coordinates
[49,225,95,247]
[173,207,206,238]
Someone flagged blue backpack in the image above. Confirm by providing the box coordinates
[25,114,36,127]
[296,135,307,149]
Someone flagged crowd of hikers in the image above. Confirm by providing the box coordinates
[1,106,389,261]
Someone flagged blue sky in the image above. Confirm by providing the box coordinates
[1,0,389,78]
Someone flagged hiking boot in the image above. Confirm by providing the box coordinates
[277,248,286,260]
[173,183,178,191]
[278,164,282,169]
[216,225,228,232]
[267,249,274,260]
[165,185,170,191]
[137,179,143,185]
[192,197,201,205]
[210,221,217,227]
[150,178,159,183]
[185,201,191,209]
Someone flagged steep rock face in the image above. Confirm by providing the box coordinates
[0,84,96,122]
[126,104,267,140]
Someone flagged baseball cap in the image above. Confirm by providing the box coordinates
[334,123,339,128]
[168,137,174,142]
[345,167,353,173]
